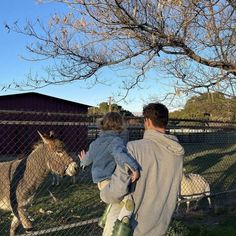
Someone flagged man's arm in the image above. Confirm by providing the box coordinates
[100,165,131,204]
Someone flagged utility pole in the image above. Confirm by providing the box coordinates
[108,96,112,112]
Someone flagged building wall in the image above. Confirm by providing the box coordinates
[0,93,89,113]
[0,93,91,158]
[0,124,88,157]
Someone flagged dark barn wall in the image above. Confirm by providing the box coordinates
[0,93,91,158]
[0,124,88,157]
[0,92,89,113]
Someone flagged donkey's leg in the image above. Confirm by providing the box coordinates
[18,207,33,231]
[10,215,20,236]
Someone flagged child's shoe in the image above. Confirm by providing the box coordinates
[98,203,112,228]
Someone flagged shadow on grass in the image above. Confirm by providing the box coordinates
[182,143,236,192]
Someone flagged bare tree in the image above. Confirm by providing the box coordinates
[4,0,236,101]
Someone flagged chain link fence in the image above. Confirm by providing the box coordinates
[0,110,235,235]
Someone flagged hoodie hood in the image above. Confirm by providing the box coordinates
[144,129,184,156]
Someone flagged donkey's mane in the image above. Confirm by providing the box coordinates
[32,132,54,151]
[32,138,64,152]
[32,140,44,151]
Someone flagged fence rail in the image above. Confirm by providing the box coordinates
[0,111,235,235]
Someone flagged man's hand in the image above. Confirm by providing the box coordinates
[130,169,140,183]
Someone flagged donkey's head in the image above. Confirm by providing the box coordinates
[38,131,78,177]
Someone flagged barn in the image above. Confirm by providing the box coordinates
[0,92,92,158]
[0,92,90,113]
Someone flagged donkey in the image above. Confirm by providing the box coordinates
[0,131,78,236]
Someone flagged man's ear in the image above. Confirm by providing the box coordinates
[146,118,152,128]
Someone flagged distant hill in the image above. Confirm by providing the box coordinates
[170,92,236,121]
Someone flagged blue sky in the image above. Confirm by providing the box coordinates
[0,0,178,113]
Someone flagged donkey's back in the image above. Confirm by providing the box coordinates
[0,159,22,211]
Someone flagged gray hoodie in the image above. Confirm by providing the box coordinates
[101,129,184,236]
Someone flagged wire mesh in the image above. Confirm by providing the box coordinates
[0,111,235,235]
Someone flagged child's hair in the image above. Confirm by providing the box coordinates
[100,112,124,131]
[143,103,169,128]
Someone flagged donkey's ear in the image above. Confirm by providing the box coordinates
[49,130,55,138]
[38,131,50,144]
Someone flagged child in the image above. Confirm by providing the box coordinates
[79,112,139,230]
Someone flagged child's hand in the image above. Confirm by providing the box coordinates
[130,169,140,182]
[78,150,86,161]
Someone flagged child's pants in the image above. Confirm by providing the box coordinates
[98,180,134,236]
[103,202,123,236]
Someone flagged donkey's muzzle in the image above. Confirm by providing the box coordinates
[65,162,78,176]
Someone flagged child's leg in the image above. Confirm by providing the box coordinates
[98,179,111,228]
[110,196,134,236]
[103,203,122,236]
[117,194,134,221]
[98,203,112,228]
[97,179,110,190]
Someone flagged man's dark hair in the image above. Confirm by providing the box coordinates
[143,103,169,128]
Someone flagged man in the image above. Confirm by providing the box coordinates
[100,103,184,236]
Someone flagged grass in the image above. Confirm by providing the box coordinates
[0,143,235,235]
[182,143,236,191]
[168,208,236,236]
[0,176,104,236]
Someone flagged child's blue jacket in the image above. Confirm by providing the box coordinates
[80,130,139,183]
